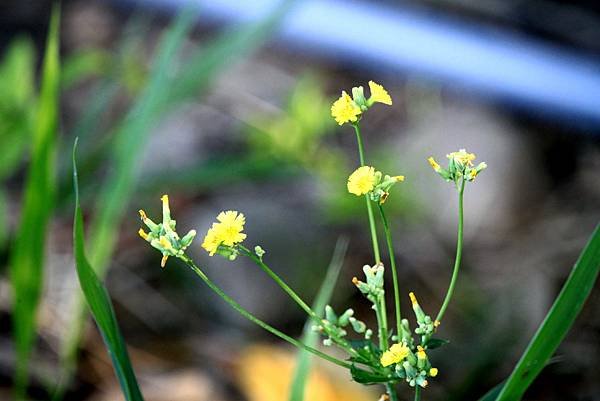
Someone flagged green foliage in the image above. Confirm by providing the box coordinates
[426,338,450,350]
[9,6,60,396]
[492,224,600,400]
[59,0,296,390]
[72,142,144,401]
[288,238,348,401]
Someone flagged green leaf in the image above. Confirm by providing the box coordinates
[494,224,600,400]
[72,140,144,401]
[288,238,348,401]
[426,338,450,350]
[348,339,381,366]
[350,365,391,385]
[9,7,59,396]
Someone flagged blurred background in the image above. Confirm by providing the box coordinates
[0,0,599,400]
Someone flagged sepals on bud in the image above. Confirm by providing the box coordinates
[428,148,486,187]
[138,195,196,268]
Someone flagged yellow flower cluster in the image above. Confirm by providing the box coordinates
[201,210,247,256]
[380,343,410,367]
[447,149,476,166]
[331,81,392,125]
[347,166,377,195]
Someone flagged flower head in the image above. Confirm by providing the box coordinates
[428,149,487,185]
[368,81,392,105]
[380,343,410,367]
[331,81,392,125]
[201,210,247,256]
[447,149,476,166]
[138,195,196,267]
[331,91,361,125]
[347,166,377,196]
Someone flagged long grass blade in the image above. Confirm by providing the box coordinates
[72,140,144,401]
[288,238,349,401]
[56,8,197,385]
[60,0,295,375]
[9,6,60,397]
[494,224,600,400]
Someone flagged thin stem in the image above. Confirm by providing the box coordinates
[414,386,422,401]
[435,178,465,323]
[379,293,389,350]
[386,383,399,401]
[353,122,381,264]
[378,204,402,338]
[239,246,359,357]
[181,256,351,369]
[240,246,315,318]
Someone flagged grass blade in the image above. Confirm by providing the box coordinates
[57,7,197,375]
[9,6,60,396]
[60,0,294,375]
[288,237,349,401]
[72,140,144,401]
[494,224,600,400]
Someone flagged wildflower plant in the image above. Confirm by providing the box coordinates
[137,81,486,400]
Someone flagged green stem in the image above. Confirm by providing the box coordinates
[239,246,359,357]
[379,293,389,350]
[240,246,315,318]
[386,383,399,401]
[415,386,422,401]
[181,256,351,369]
[353,122,381,264]
[378,204,402,338]
[435,178,465,323]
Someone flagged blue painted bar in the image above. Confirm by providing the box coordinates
[117,0,600,128]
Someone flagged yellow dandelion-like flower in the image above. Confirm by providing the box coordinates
[447,149,476,166]
[201,211,247,256]
[215,210,247,246]
[368,81,392,105]
[331,91,361,125]
[429,367,439,377]
[380,343,410,367]
[347,166,377,196]
[201,226,221,256]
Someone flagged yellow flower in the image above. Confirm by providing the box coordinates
[201,226,221,256]
[429,368,438,377]
[347,166,377,196]
[380,343,410,367]
[416,345,427,360]
[447,149,476,166]
[427,157,441,172]
[331,91,361,125]
[368,81,392,105]
[215,210,247,246]
[201,211,247,256]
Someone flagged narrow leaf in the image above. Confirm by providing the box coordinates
[494,224,600,400]
[72,140,144,401]
[288,238,348,401]
[9,6,59,395]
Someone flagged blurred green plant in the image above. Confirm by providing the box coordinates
[57,0,296,396]
[0,37,36,246]
[9,6,60,399]
[289,237,348,401]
